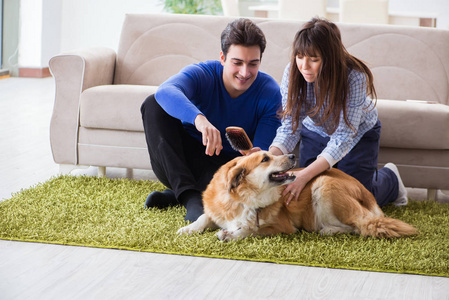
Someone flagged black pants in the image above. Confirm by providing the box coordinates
[140,94,234,198]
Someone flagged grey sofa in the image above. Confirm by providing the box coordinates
[49,13,449,199]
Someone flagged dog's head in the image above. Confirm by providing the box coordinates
[226,151,296,196]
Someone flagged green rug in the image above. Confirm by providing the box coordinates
[1,175,448,277]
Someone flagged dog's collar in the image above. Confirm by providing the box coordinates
[256,208,262,228]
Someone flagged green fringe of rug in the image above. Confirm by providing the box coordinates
[1,175,448,277]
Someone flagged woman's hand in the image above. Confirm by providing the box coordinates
[194,114,223,156]
[283,170,309,205]
[282,156,331,205]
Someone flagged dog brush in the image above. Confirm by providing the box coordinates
[226,126,253,155]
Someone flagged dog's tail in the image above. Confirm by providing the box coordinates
[358,216,418,238]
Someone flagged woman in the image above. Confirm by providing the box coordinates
[270,18,407,207]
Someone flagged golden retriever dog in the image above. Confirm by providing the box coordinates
[177,151,418,241]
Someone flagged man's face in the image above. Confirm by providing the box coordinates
[221,44,261,98]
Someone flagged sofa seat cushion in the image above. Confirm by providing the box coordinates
[80,85,158,132]
[378,148,449,190]
[377,100,449,149]
[77,128,151,169]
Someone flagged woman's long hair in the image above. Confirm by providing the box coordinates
[283,18,376,135]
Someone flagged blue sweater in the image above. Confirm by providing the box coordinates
[155,60,282,157]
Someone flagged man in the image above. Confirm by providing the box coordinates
[141,18,281,222]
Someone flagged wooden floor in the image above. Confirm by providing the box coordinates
[1,77,448,300]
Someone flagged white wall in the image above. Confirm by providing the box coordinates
[18,0,43,68]
[60,0,164,52]
[389,0,449,29]
[329,0,449,29]
[311,0,449,29]
[58,0,449,54]
[17,0,163,70]
[18,0,62,69]
[17,0,449,71]
[41,0,62,66]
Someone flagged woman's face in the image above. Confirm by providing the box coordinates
[296,54,322,83]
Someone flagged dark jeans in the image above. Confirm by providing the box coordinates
[140,94,233,198]
[299,120,398,207]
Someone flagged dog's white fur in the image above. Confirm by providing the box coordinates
[177,151,417,241]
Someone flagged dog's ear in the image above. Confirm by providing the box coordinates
[228,166,246,192]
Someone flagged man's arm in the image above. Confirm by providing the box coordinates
[155,63,223,156]
[154,67,203,126]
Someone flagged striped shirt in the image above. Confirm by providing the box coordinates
[270,63,378,167]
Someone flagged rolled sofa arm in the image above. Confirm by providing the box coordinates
[49,47,116,165]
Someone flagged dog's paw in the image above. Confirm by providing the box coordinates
[217,229,233,242]
[177,214,214,236]
[217,229,248,242]
[177,225,197,235]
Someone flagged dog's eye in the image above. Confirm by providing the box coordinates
[261,156,270,163]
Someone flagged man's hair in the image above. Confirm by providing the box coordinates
[221,18,266,59]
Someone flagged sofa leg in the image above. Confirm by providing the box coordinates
[98,166,106,177]
[126,168,133,179]
[427,189,437,201]
[59,164,88,175]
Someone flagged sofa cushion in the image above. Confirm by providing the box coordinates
[377,99,449,149]
[80,85,158,132]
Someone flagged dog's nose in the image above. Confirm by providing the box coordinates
[287,154,295,160]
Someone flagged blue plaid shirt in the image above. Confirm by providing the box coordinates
[271,63,378,167]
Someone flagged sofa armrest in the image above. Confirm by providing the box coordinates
[48,47,116,165]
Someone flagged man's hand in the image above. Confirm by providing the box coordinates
[194,114,223,156]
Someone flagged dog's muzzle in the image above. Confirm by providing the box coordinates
[269,171,296,182]
[269,154,296,183]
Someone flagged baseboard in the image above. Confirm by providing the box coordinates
[19,67,51,78]
[0,69,10,79]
